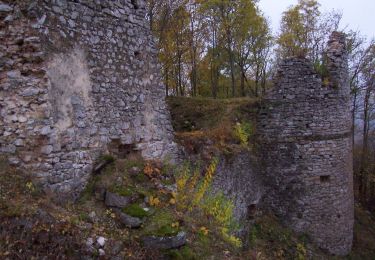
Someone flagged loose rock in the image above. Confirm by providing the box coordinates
[117,211,142,228]
[0,4,13,13]
[105,191,131,208]
[142,231,186,249]
[96,236,106,247]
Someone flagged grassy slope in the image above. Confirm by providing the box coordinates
[167,97,259,158]
[167,96,258,133]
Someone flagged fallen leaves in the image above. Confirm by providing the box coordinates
[149,196,161,207]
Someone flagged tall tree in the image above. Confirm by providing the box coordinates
[232,0,272,97]
[277,0,341,62]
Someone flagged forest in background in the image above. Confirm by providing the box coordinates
[146,0,375,211]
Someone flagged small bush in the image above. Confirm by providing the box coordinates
[175,158,242,248]
[296,243,307,260]
[233,122,254,146]
[202,193,234,227]
[166,246,197,260]
[313,58,332,87]
[100,154,115,164]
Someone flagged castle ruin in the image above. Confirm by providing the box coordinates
[258,32,354,255]
[0,0,353,255]
[0,0,178,199]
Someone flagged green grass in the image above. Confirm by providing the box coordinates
[79,176,99,202]
[110,185,134,197]
[123,159,144,172]
[122,204,149,218]
[167,96,258,132]
[166,246,197,259]
[133,172,147,183]
[247,213,313,259]
[346,206,375,259]
[154,224,180,237]
[142,209,179,236]
[99,154,115,164]
[167,96,226,132]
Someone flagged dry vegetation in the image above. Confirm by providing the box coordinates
[167,96,259,159]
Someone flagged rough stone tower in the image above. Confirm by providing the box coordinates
[258,32,354,255]
[0,0,178,199]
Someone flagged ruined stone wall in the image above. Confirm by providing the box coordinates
[0,0,178,199]
[258,32,354,255]
[212,152,264,242]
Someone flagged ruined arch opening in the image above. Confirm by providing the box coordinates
[247,204,257,219]
[134,50,141,58]
[131,0,139,10]
[320,175,331,183]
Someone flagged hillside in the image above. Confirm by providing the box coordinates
[1,97,375,259]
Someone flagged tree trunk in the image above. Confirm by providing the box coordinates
[240,69,245,97]
[211,24,218,99]
[352,89,357,147]
[226,29,235,97]
[165,66,169,97]
[362,87,371,162]
[261,66,267,96]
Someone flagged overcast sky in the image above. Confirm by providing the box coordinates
[258,0,375,39]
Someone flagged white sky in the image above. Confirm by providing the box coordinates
[258,0,375,39]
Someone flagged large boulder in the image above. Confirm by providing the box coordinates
[142,231,186,249]
[117,211,143,228]
[104,192,131,208]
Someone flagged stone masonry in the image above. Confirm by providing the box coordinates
[0,0,178,199]
[0,0,354,254]
[258,32,354,255]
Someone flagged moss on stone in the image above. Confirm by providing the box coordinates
[123,204,149,218]
[154,225,179,237]
[110,185,134,197]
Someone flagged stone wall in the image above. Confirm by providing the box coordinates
[258,32,354,255]
[0,0,178,199]
[0,1,354,254]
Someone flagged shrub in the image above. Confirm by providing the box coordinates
[100,154,115,164]
[166,246,197,260]
[296,243,307,260]
[175,158,242,248]
[233,122,254,146]
[313,58,332,87]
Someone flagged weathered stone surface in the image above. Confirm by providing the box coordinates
[105,192,131,208]
[117,211,143,228]
[96,236,106,248]
[211,152,264,244]
[94,186,106,201]
[0,0,178,199]
[257,32,353,255]
[0,4,12,13]
[142,231,186,249]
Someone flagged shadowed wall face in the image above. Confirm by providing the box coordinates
[0,0,178,199]
[258,32,354,255]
